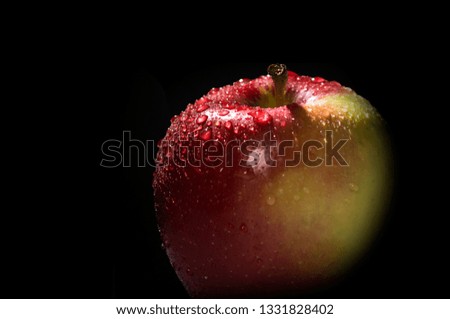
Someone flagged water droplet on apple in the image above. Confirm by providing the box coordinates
[203,276,208,280]
[349,183,359,192]
[218,109,230,116]
[186,267,194,276]
[206,120,212,127]
[224,104,235,109]
[250,110,273,125]
[224,121,233,130]
[200,130,212,141]
[312,77,326,83]
[196,104,209,113]
[193,125,203,133]
[186,116,194,123]
[266,195,276,206]
[196,115,208,124]
[240,223,248,233]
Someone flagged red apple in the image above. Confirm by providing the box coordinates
[153,64,392,297]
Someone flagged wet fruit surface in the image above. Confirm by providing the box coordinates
[153,69,392,297]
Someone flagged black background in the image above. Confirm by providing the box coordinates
[6,61,448,298]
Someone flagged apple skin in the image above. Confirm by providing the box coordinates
[153,71,392,297]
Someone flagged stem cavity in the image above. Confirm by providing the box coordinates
[268,63,288,106]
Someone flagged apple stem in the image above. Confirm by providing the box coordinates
[268,64,288,106]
